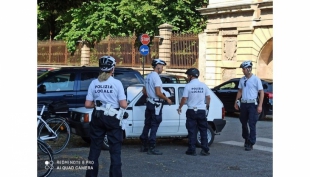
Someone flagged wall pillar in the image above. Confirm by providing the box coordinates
[158,23,173,67]
[81,42,90,66]
[198,33,207,83]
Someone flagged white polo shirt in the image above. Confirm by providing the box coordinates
[144,71,163,99]
[86,76,126,108]
[182,78,210,109]
[238,75,263,100]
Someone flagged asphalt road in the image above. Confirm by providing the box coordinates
[45,116,273,177]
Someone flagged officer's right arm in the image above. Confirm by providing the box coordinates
[205,95,210,109]
[142,86,147,95]
[85,100,95,108]
[234,89,242,110]
[155,87,172,105]
[85,81,95,108]
[119,100,127,109]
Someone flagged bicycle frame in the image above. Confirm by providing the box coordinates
[37,104,59,141]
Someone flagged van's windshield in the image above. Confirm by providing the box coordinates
[37,69,60,84]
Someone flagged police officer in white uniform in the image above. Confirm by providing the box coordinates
[234,60,264,151]
[85,56,127,177]
[139,59,172,155]
[178,68,211,156]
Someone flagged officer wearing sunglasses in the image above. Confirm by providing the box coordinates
[234,61,264,151]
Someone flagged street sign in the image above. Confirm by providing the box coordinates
[140,34,150,45]
[139,45,149,56]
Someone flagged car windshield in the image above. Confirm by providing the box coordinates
[114,72,144,89]
[37,70,59,84]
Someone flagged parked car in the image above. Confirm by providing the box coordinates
[37,67,56,77]
[211,78,273,120]
[159,74,188,83]
[143,73,189,83]
[37,66,145,115]
[68,83,226,150]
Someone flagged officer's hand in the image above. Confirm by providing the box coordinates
[166,98,172,105]
[257,105,262,114]
[234,103,239,110]
[177,108,182,115]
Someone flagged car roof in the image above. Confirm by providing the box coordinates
[228,77,272,83]
[160,74,186,78]
[49,66,138,72]
[160,73,185,76]
[260,78,273,83]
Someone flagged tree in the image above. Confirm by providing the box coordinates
[47,0,207,53]
[118,0,207,35]
[37,0,88,40]
[55,1,122,52]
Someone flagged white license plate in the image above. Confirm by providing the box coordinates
[71,128,76,134]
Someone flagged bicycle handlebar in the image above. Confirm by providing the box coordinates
[38,100,53,106]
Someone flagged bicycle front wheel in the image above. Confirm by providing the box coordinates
[38,117,71,154]
[37,139,54,177]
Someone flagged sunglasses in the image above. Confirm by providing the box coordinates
[244,80,247,87]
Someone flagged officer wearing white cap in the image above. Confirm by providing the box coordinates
[234,60,264,151]
[85,56,128,177]
[139,58,172,155]
[178,68,211,156]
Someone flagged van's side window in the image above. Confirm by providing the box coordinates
[135,87,176,106]
[162,87,175,105]
[219,81,238,90]
[42,73,75,91]
[114,73,140,89]
[135,94,147,106]
[80,72,98,91]
[178,87,187,104]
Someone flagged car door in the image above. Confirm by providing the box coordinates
[157,86,180,134]
[75,71,99,108]
[213,80,239,112]
[176,86,189,134]
[37,71,77,111]
[128,87,146,135]
[129,85,180,135]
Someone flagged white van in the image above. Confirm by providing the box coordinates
[68,83,226,150]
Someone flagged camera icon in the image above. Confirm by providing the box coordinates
[45,160,54,170]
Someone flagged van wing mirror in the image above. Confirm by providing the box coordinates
[38,84,46,93]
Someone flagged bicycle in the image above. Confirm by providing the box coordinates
[37,138,54,177]
[37,100,71,154]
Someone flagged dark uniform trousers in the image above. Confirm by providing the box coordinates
[239,103,259,145]
[185,109,209,152]
[140,101,163,146]
[86,110,123,177]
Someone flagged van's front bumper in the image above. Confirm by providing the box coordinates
[67,118,90,137]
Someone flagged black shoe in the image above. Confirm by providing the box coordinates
[245,144,253,151]
[140,145,148,152]
[200,149,210,156]
[147,147,163,155]
[244,140,248,147]
[185,150,197,156]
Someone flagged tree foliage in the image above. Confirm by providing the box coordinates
[38,0,208,52]
[55,1,122,52]
[37,0,88,40]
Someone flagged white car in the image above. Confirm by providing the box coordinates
[68,84,226,150]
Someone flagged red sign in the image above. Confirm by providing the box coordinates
[140,34,150,45]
